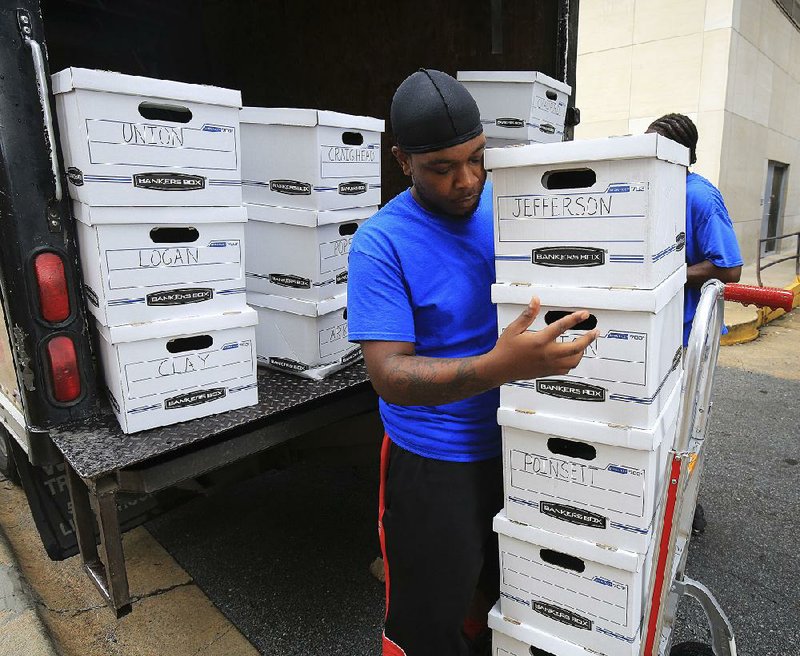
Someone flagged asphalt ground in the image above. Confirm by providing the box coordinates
[146,362,800,656]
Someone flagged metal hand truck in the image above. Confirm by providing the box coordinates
[640,281,795,656]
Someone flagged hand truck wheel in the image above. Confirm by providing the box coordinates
[669,641,714,656]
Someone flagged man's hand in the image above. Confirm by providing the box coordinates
[361,296,597,406]
[486,297,598,383]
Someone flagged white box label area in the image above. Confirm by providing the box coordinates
[487,133,688,289]
[244,204,372,301]
[495,512,653,656]
[494,268,684,428]
[248,292,361,380]
[52,68,242,207]
[457,71,571,142]
[500,380,679,553]
[96,309,258,433]
[240,108,384,211]
[74,205,247,326]
[489,605,602,656]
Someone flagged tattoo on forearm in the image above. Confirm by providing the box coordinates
[386,354,485,405]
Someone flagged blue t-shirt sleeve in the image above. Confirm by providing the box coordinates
[347,246,416,344]
[694,204,743,269]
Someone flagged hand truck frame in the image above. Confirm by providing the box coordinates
[641,281,794,656]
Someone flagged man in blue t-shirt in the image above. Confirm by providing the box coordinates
[348,69,597,656]
[646,114,743,536]
[646,114,743,346]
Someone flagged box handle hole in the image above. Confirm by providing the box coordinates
[138,102,193,123]
[544,310,597,331]
[342,131,364,145]
[166,335,213,353]
[547,437,597,461]
[545,90,558,101]
[530,647,557,656]
[542,168,596,190]
[540,549,585,573]
[339,223,359,236]
[150,227,200,244]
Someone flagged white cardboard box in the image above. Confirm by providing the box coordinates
[489,604,602,656]
[487,133,688,289]
[95,308,258,434]
[247,292,361,380]
[494,266,685,428]
[240,108,384,211]
[52,68,242,207]
[457,71,571,141]
[74,203,247,327]
[499,379,680,553]
[244,203,373,301]
[495,511,654,656]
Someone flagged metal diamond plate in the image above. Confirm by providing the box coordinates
[50,363,371,479]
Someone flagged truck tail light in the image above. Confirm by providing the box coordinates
[46,336,81,402]
[34,252,70,323]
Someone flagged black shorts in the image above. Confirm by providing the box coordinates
[379,435,503,656]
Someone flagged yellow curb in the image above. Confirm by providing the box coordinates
[722,276,799,345]
[721,317,760,345]
[756,276,800,327]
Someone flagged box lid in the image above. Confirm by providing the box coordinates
[492,265,686,313]
[246,291,347,317]
[244,203,376,227]
[51,67,242,107]
[493,510,648,572]
[488,605,597,656]
[498,377,680,448]
[485,133,689,170]
[239,107,384,133]
[72,202,247,226]
[457,70,572,95]
[97,307,257,344]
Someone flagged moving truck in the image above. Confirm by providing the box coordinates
[0,0,580,615]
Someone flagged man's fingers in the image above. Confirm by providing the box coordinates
[504,297,541,335]
[565,329,598,355]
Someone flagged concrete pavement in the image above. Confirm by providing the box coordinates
[0,514,57,656]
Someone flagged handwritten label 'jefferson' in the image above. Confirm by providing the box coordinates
[511,195,613,218]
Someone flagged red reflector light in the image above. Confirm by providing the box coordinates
[34,252,70,323]
[46,336,81,402]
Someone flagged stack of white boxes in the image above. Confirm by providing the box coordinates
[239,108,384,380]
[484,133,690,655]
[457,71,572,148]
[52,68,258,433]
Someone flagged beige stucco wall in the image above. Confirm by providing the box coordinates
[721,0,800,262]
[575,0,800,264]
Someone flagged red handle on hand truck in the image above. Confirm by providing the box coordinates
[723,283,794,312]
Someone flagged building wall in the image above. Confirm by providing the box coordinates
[722,0,800,261]
[575,0,800,263]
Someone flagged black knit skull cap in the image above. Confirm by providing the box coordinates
[391,69,483,154]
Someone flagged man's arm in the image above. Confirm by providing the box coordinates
[686,261,742,288]
[362,299,597,406]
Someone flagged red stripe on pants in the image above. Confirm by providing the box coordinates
[379,434,407,655]
[378,433,392,619]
